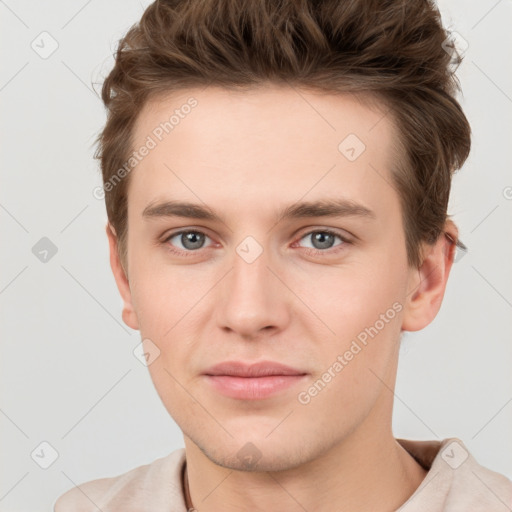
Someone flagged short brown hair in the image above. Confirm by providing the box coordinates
[95,0,470,270]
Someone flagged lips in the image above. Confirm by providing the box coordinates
[202,361,308,400]
[203,360,306,378]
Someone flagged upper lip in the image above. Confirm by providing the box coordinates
[203,361,307,377]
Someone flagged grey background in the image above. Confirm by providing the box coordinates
[1,0,511,510]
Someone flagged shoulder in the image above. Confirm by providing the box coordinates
[53,448,187,512]
[443,438,512,510]
[398,437,512,511]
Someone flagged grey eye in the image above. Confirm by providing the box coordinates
[169,231,211,251]
[299,231,344,250]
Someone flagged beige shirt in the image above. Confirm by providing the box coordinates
[54,437,512,511]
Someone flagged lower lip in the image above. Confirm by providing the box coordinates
[204,375,307,400]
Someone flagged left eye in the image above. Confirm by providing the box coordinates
[297,230,346,251]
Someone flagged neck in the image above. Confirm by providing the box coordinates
[183,420,428,512]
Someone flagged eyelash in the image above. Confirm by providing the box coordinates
[161,228,352,258]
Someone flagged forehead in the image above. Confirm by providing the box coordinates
[133,85,394,154]
[128,85,400,219]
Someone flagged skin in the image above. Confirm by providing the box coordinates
[107,85,457,511]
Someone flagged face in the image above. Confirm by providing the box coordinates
[108,85,448,472]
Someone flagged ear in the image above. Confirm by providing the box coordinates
[106,223,139,331]
[401,220,458,332]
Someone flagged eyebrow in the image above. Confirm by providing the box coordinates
[142,198,376,223]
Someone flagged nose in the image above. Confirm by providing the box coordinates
[214,243,290,340]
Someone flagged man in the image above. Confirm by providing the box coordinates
[54,0,512,510]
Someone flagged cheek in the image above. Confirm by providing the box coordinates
[128,257,209,335]
[295,256,406,395]
[294,258,405,335]
[145,356,203,436]
[295,268,404,422]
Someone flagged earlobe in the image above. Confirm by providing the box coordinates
[401,222,458,332]
[105,223,139,331]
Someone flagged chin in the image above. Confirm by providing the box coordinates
[190,431,317,473]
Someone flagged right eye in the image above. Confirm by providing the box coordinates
[163,230,215,254]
